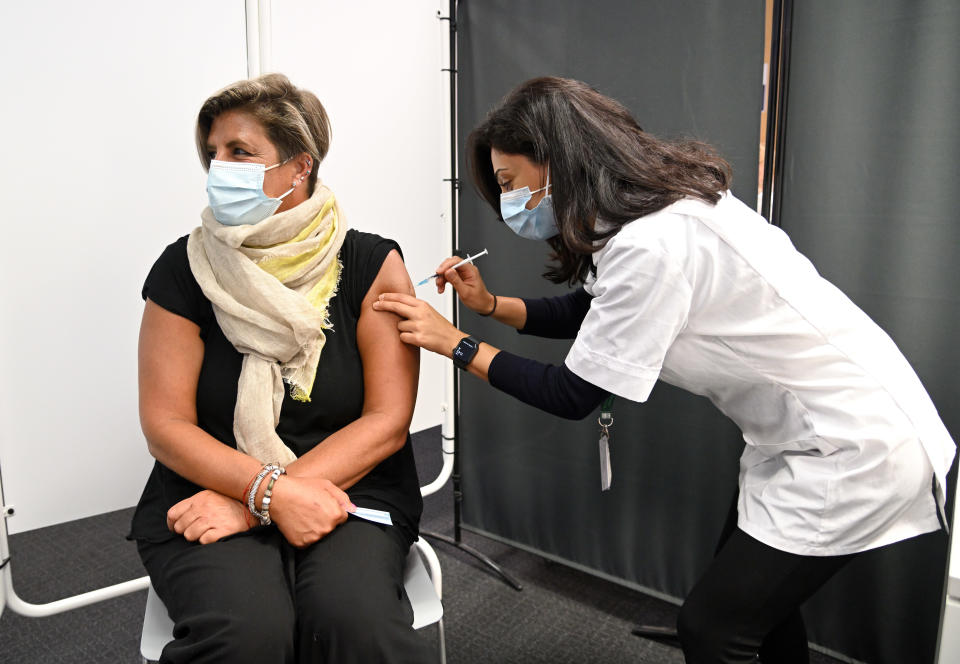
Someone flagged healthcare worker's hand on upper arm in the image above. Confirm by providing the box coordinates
[373,292,465,356]
[372,292,501,381]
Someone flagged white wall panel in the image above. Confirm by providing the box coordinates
[0,0,247,533]
[269,0,449,434]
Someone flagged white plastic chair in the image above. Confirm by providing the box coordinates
[140,536,445,663]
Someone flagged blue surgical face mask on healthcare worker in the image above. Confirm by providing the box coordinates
[206,159,295,226]
[500,168,558,240]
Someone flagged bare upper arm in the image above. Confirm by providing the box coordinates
[138,298,203,434]
[356,249,419,428]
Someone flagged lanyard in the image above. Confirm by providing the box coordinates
[598,394,615,491]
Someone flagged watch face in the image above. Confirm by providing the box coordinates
[453,337,480,368]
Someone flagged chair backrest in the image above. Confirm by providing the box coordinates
[140,582,174,661]
[408,538,443,629]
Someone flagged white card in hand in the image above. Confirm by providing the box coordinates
[350,507,393,526]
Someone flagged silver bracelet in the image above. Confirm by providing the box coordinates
[246,463,280,520]
[258,467,287,526]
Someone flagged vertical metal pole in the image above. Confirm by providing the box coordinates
[245,0,261,77]
[760,0,794,227]
[421,0,521,591]
[259,0,273,74]
[447,0,463,545]
[0,461,10,617]
[770,0,794,227]
[760,0,783,223]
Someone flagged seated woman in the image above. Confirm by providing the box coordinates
[130,73,433,664]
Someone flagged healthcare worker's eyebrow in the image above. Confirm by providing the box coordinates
[494,167,507,176]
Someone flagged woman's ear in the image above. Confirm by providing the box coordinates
[294,152,312,185]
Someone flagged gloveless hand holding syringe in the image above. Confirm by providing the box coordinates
[415,249,489,287]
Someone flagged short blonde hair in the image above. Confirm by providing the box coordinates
[196,73,331,195]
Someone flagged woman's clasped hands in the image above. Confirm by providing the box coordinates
[267,475,355,548]
[166,475,355,548]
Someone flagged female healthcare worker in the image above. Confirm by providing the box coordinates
[372,77,956,663]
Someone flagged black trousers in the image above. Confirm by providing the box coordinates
[677,499,854,664]
[137,519,436,664]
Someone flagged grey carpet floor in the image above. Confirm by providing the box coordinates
[0,426,844,663]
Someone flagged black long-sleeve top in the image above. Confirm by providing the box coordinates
[486,288,608,419]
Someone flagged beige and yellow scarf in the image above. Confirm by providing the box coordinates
[187,182,347,465]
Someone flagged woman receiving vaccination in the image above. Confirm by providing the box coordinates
[131,73,434,663]
[374,76,955,664]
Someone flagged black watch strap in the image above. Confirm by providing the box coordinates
[452,335,481,370]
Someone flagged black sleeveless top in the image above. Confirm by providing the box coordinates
[129,229,422,546]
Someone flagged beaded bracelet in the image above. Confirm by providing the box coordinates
[246,463,280,521]
[258,467,287,526]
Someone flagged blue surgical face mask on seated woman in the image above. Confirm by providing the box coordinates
[500,169,558,240]
[205,159,295,226]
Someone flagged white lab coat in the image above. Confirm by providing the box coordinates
[566,192,956,556]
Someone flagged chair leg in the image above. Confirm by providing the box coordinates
[437,618,446,664]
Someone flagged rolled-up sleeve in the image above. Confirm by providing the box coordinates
[565,236,692,403]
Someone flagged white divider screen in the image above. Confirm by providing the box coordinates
[0,0,247,534]
[0,0,447,533]
[269,0,449,435]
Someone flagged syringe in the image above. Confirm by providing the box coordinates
[416,249,489,287]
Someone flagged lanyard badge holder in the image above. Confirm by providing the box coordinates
[598,395,615,491]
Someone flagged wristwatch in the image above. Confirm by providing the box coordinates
[452,336,481,370]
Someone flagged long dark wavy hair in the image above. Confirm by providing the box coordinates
[467,77,732,285]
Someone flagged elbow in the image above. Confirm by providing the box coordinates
[143,436,159,459]
[142,426,168,463]
[139,412,187,464]
[550,390,607,420]
[140,417,162,460]
[375,405,414,454]
[557,402,597,421]
[369,413,410,455]
[386,427,410,455]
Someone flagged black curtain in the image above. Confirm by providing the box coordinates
[457,1,959,662]
[457,0,764,606]
[776,2,960,662]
